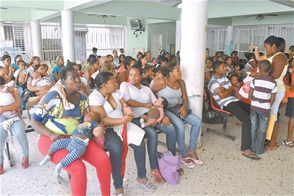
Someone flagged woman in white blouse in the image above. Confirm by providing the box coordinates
[89,72,156,196]
[120,65,177,184]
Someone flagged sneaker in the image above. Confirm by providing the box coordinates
[181,157,194,169]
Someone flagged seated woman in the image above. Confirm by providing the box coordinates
[117,56,136,86]
[51,56,65,83]
[31,66,111,195]
[26,64,53,110]
[84,57,100,89]
[68,61,90,96]
[0,67,29,175]
[89,71,156,195]
[120,65,177,183]
[152,63,203,169]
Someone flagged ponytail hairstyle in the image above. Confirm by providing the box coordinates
[95,71,114,89]
[162,63,177,77]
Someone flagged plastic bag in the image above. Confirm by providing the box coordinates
[157,151,182,185]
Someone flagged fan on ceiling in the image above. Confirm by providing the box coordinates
[88,14,116,22]
[245,14,278,21]
[88,14,116,18]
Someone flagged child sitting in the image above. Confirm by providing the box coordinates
[249,60,277,155]
[140,97,167,128]
[149,66,163,88]
[31,64,52,88]
[141,65,153,87]
[39,111,105,175]
[15,60,28,90]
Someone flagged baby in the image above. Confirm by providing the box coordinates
[140,97,167,128]
[0,77,17,118]
[230,74,251,105]
[39,111,105,176]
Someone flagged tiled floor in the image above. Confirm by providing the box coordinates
[0,108,293,195]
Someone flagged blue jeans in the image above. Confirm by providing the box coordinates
[250,109,269,154]
[104,128,146,189]
[132,117,176,170]
[0,115,29,163]
[165,110,201,156]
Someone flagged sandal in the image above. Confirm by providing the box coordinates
[0,163,3,175]
[242,153,261,160]
[115,188,124,196]
[281,140,294,147]
[21,157,29,169]
[151,169,165,184]
[136,179,157,192]
[177,168,184,176]
[187,150,204,165]
[181,156,194,169]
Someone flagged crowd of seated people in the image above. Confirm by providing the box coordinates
[0,40,293,195]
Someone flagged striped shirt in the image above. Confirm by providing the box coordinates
[208,74,239,109]
[250,75,277,112]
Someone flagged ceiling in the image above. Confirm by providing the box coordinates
[0,0,293,26]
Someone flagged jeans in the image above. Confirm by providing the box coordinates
[224,101,252,151]
[165,110,202,155]
[0,115,29,163]
[132,117,176,170]
[250,110,269,154]
[104,128,147,189]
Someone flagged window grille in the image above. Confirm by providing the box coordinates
[0,24,26,61]
[207,24,294,58]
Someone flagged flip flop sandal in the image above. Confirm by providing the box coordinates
[242,153,261,160]
[177,168,184,176]
[151,169,165,184]
[136,180,157,192]
[281,140,294,147]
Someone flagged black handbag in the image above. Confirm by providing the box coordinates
[168,104,192,118]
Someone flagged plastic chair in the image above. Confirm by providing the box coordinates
[206,92,236,141]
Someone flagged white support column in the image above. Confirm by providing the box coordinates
[61,10,75,62]
[175,20,181,52]
[180,0,208,145]
[31,21,42,58]
[225,26,234,55]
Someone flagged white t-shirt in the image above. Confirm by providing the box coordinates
[88,89,144,146]
[0,91,17,117]
[119,82,157,118]
[80,77,87,86]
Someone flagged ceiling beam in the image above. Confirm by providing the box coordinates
[269,0,294,8]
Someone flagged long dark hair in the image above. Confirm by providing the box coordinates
[95,72,114,89]
[162,63,177,77]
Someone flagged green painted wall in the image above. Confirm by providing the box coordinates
[126,21,177,58]
[126,18,148,58]
[148,22,176,54]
